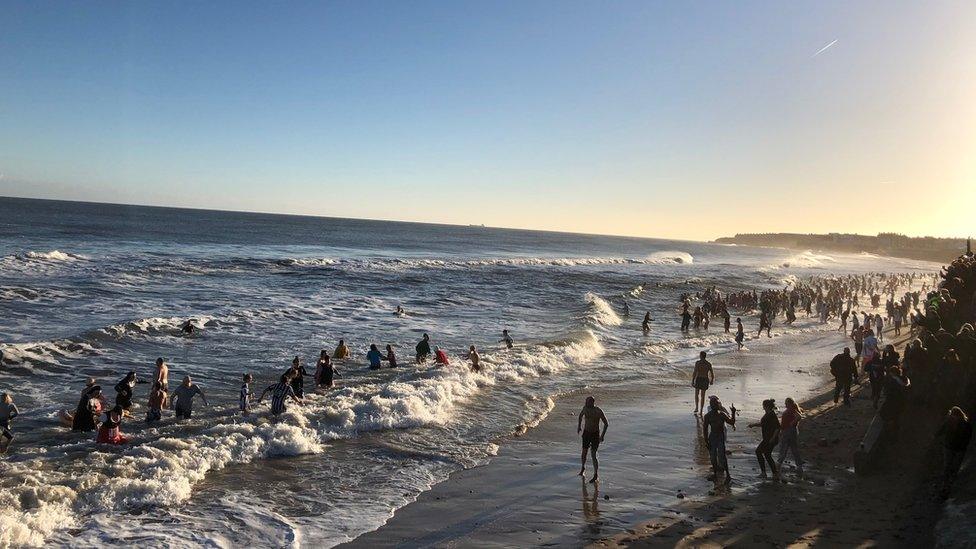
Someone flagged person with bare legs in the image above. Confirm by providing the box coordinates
[692,351,714,415]
[577,396,609,484]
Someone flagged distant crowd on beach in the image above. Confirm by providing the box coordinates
[580,265,975,500]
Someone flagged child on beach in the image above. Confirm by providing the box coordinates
[0,393,20,453]
[240,373,254,416]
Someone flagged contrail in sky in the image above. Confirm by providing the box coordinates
[812,39,838,58]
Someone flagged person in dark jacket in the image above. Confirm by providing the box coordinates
[936,406,973,498]
[830,348,858,405]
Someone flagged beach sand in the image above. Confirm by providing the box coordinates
[344,326,941,548]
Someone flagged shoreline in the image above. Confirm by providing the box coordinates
[342,324,867,547]
[593,331,946,548]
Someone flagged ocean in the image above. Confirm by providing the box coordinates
[0,197,937,547]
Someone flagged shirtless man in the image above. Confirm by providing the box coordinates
[691,351,714,415]
[702,395,736,484]
[153,358,169,389]
[577,396,609,483]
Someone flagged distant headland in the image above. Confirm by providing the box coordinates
[714,233,970,264]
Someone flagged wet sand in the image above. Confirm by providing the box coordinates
[344,326,869,548]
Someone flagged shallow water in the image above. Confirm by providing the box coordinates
[0,197,936,546]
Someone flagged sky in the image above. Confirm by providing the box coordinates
[1,1,974,241]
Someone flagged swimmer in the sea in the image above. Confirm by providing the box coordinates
[396,305,405,316]
[333,339,351,360]
[0,393,19,454]
[642,312,652,333]
[692,351,714,415]
[500,329,514,349]
[180,320,195,335]
[577,396,609,484]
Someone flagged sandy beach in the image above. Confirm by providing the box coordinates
[345,325,919,548]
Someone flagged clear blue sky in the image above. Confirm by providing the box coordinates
[2,1,974,239]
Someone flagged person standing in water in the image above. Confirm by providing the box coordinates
[239,373,254,416]
[500,329,514,349]
[146,382,168,425]
[702,395,736,484]
[258,374,303,416]
[384,344,398,368]
[467,345,481,371]
[114,371,138,416]
[735,318,745,350]
[0,393,19,454]
[96,405,128,445]
[315,350,338,389]
[72,385,102,432]
[748,399,780,479]
[172,375,209,420]
[642,312,652,334]
[577,396,609,484]
[691,351,714,415]
[153,358,169,389]
[333,339,351,360]
[416,334,432,363]
[289,357,309,397]
[366,344,384,370]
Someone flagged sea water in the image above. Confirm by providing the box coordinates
[0,197,937,547]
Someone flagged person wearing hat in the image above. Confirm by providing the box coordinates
[748,399,780,479]
[702,395,735,484]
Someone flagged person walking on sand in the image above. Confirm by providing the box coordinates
[146,381,168,425]
[0,393,19,454]
[830,347,858,406]
[577,396,609,484]
[776,397,804,477]
[258,373,303,416]
[936,406,972,498]
[748,399,779,479]
[703,395,736,484]
[735,318,745,350]
[416,333,432,363]
[758,310,772,338]
[691,351,714,415]
[172,375,209,420]
[500,329,514,349]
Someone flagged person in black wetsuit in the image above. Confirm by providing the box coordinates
[289,356,309,398]
[114,371,137,414]
[72,385,102,432]
[416,333,432,364]
[749,399,780,479]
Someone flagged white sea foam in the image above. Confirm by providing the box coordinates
[646,251,694,265]
[770,250,837,269]
[582,293,623,327]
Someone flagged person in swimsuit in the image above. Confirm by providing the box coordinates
[315,351,339,389]
[577,396,609,484]
[0,393,19,454]
[467,345,481,371]
[180,320,195,336]
[758,311,771,338]
[776,397,804,477]
[146,381,168,424]
[384,344,398,368]
[289,357,309,397]
[692,351,714,415]
[153,358,169,389]
[748,398,779,479]
[702,395,736,484]
[642,312,652,334]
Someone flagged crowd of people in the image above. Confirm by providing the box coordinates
[1,328,509,452]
